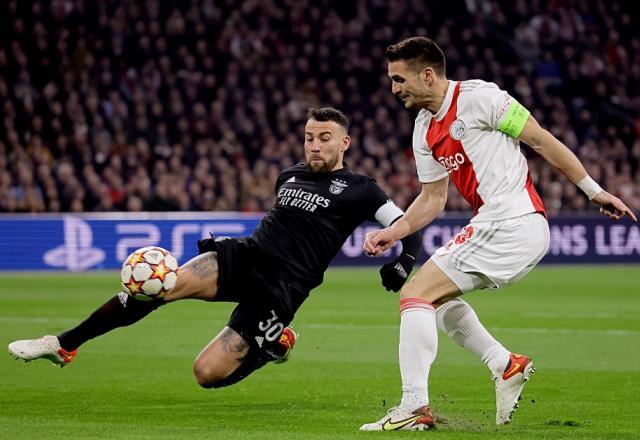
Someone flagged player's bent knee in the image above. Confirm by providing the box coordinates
[399,280,423,299]
[192,360,232,389]
[192,343,268,389]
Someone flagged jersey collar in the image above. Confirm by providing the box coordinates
[432,80,457,122]
[336,161,351,173]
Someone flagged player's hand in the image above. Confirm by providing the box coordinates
[592,191,637,221]
[364,228,398,256]
[379,254,415,292]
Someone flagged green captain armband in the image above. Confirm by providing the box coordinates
[497,99,530,138]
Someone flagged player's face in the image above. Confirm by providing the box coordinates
[304,119,350,173]
[388,60,430,110]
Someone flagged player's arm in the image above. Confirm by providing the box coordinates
[366,183,423,292]
[518,116,637,221]
[475,82,635,221]
[364,176,448,256]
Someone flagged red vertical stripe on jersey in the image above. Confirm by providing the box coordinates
[426,82,485,214]
[525,172,547,217]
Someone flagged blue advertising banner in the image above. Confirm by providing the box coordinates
[0,213,638,271]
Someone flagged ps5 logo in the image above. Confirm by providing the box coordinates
[41,217,249,271]
[43,217,105,271]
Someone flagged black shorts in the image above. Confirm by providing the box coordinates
[211,237,309,355]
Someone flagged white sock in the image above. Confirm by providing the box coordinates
[436,297,510,375]
[398,297,438,411]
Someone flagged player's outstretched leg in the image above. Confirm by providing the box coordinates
[8,293,164,366]
[8,252,221,366]
[494,353,535,425]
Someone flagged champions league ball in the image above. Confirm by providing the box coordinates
[120,246,179,301]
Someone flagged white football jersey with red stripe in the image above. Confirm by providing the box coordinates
[412,79,546,222]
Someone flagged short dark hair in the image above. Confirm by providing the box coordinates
[307,107,349,132]
[386,37,446,76]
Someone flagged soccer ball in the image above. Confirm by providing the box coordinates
[120,246,179,301]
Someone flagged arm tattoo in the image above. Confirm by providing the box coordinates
[185,252,218,280]
[220,327,250,362]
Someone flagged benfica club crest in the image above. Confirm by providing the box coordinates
[329,179,348,194]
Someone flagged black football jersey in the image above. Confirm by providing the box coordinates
[251,163,394,288]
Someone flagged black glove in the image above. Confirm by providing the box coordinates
[379,253,415,292]
[197,237,217,254]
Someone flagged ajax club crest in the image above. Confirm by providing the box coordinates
[329,179,348,194]
[449,119,466,140]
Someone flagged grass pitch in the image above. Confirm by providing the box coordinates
[1,266,639,439]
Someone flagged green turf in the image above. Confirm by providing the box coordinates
[1,266,639,439]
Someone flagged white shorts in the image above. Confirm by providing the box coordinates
[430,213,550,293]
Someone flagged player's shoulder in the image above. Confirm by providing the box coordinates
[279,162,307,177]
[339,167,387,200]
[413,109,432,137]
[284,162,308,173]
[336,165,375,186]
[459,79,503,99]
[458,80,507,116]
[277,162,307,186]
[414,108,431,125]
[336,167,388,206]
[459,79,499,92]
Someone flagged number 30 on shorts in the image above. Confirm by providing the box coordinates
[258,309,284,342]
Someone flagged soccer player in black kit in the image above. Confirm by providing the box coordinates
[9,107,422,390]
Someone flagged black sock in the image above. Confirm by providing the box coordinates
[57,293,165,351]
[210,342,286,389]
[211,349,270,389]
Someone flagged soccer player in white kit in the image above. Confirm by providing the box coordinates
[360,36,636,431]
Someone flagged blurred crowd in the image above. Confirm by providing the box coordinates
[1,0,638,216]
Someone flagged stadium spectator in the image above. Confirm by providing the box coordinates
[0,0,637,214]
